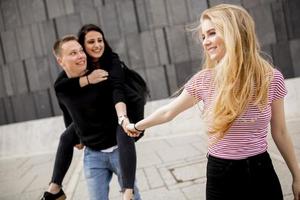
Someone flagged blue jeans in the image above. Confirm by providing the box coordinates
[84,147,141,200]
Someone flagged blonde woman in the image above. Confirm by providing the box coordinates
[127,4,300,200]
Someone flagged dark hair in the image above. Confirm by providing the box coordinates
[53,34,78,57]
[77,24,113,70]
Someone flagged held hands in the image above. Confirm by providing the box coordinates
[126,123,143,137]
[87,69,108,84]
[74,143,84,150]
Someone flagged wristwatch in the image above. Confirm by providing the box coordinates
[118,115,128,126]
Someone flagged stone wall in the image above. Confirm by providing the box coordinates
[0,0,299,125]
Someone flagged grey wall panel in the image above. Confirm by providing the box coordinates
[141,31,160,67]
[33,90,52,118]
[0,66,6,98]
[146,0,169,28]
[16,26,35,60]
[0,39,4,65]
[49,87,62,116]
[175,61,194,87]
[2,97,15,123]
[145,66,169,100]
[186,32,203,62]
[134,0,150,32]
[271,1,288,42]
[47,55,61,84]
[55,14,82,38]
[285,0,300,39]
[94,0,104,7]
[11,93,36,122]
[0,7,4,32]
[187,0,208,22]
[166,0,189,25]
[79,7,100,26]
[209,0,241,6]
[2,64,14,96]
[0,0,21,30]
[1,30,20,63]
[45,0,67,19]
[64,0,75,15]
[0,99,7,125]
[98,3,121,41]
[154,28,169,65]
[272,42,294,78]
[18,0,46,25]
[125,34,144,69]
[165,64,178,94]
[241,0,260,9]
[30,24,45,57]
[290,39,300,77]
[25,56,51,92]
[38,21,57,56]
[109,38,129,65]
[74,0,95,11]
[8,61,28,95]
[250,4,276,45]
[166,25,190,63]
[117,0,138,35]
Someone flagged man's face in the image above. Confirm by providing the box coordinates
[58,40,87,78]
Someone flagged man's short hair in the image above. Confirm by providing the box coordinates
[53,35,78,57]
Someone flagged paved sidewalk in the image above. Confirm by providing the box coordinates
[0,114,300,199]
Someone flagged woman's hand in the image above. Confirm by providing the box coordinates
[87,69,108,84]
[126,123,142,137]
[292,177,300,200]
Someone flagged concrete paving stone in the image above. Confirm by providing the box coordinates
[181,183,205,200]
[167,181,194,190]
[157,166,177,186]
[171,162,206,182]
[140,187,187,200]
[136,168,151,191]
[136,151,163,168]
[144,166,164,188]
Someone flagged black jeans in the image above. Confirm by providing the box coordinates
[51,124,137,189]
[206,151,283,200]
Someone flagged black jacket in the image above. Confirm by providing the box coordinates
[54,53,126,150]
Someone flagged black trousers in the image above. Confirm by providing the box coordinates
[51,124,136,189]
[206,151,283,200]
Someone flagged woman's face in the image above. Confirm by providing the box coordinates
[84,31,105,61]
[201,19,226,63]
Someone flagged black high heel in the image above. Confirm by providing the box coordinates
[40,189,66,200]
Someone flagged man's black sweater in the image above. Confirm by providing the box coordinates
[54,54,126,150]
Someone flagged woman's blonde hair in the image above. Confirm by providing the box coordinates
[198,4,273,138]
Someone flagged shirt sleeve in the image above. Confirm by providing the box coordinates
[54,71,81,94]
[184,71,203,101]
[272,69,287,101]
[108,53,127,105]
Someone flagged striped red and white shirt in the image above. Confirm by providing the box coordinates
[184,68,287,159]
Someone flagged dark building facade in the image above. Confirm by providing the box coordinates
[0,0,299,125]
